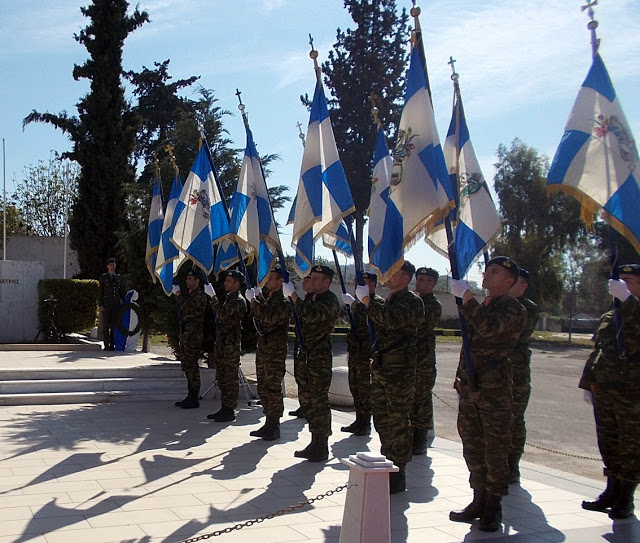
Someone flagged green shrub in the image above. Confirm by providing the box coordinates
[38,279,99,334]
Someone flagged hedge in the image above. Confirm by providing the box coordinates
[38,279,99,335]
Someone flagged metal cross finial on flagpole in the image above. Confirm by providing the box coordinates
[581,0,600,58]
[448,56,459,82]
[368,92,382,129]
[164,144,179,175]
[236,88,249,125]
[296,121,306,147]
[308,33,320,76]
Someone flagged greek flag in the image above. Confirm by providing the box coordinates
[375,33,454,282]
[427,81,501,277]
[548,54,640,252]
[367,127,398,273]
[145,175,164,282]
[155,172,186,296]
[221,123,281,286]
[290,74,356,277]
[171,144,231,273]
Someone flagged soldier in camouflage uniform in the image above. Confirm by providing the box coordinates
[283,265,340,462]
[205,270,247,422]
[98,258,126,351]
[173,269,208,409]
[289,275,313,419]
[341,272,383,436]
[507,268,540,483]
[247,267,291,441]
[579,264,640,520]
[356,261,424,494]
[449,257,527,532]
[412,267,442,455]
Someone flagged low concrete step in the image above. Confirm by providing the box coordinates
[0,390,188,406]
[0,377,186,394]
[0,366,186,381]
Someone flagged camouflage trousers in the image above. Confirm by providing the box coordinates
[294,349,332,437]
[457,373,513,497]
[347,353,372,415]
[593,386,640,484]
[179,346,201,393]
[411,352,436,430]
[255,334,288,418]
[214,340,241,409]
[371,351,416,466]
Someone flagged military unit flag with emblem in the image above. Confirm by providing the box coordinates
[145,173,164,282]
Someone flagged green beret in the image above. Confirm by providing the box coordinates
[311,265,334,279]
[362,271,378,283]
[225,270,244,281]
[416,267,439,279]
[486,256,519,282]
[618,264,640,276]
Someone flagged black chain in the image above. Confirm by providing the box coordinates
[432,392,601,462]
[175,483,352,542]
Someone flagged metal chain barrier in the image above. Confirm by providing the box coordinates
[175,483,352,542]
[432,391,601,462]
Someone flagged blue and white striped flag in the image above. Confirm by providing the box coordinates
[375,35,454,283]
[145,175,164,282]
[171,144,230,273]
[428,82,501,277]
[367,127,397,271]
[548,54,640,252]
[155,171,186,296]
[290,74,356,277]
[224,123,281,287]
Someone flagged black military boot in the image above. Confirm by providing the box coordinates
[294,435,316,459]
[250,422,267,438]
[261,417,281,441]
[412,427,429,455]
[306,435,329,462]
[389,465,406,494]
[582,477,618,512]
[207,406,235,422]
[174,391,190,408]
[508,453,521,484]
[289,406,305,418]
[353,414,372,436]
[180,390,200,409]
[608,481,637,519]
[449,490,486,522]
[341,412,362,433]
[479,494,503,532]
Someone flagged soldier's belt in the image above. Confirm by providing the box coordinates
[474,357,509,376]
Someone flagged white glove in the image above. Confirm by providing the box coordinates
[253,287,263,298]
[450,279,470,299]
[171,284,180,295]
[204,283,216,298]
[282,281,295,298]
[583,390,594,405]
[355,284,369,302]
[342,293,355,306]
[608,279,632,302]
[245,288,256,302]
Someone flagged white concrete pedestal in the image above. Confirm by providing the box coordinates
[339,452,398,543]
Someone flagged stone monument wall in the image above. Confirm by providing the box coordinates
[0,260,45,343]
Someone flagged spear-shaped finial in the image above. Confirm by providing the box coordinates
[581,0,600,58]
[448,55,459,83]
[296,121,306,147]
[164,143,179,175]
[410,1,422,45]
[308,33,320,78]
[368,92,383,130]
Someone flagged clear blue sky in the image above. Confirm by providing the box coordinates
[1,0,639,282]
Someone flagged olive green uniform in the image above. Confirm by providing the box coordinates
[456,295,527,497]
[251,290,290,418]
[176,288,208,394]
[367,288,424,467]
[211,291,247,409]
[294,290,340,437]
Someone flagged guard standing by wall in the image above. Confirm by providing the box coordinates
[97,257,126,351]
[412,267,442,455]
[579,264,640,520]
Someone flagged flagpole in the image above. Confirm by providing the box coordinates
[235,91,306,353]
[2,138,6,261]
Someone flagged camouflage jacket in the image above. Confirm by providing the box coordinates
[211,290,247,345]
[347,293,385,356]
[98,272,126,309]
[512,296,540,363]
[416,292,442,352]
[294,289,340,353]
[457,294,527,374]
[367,288,424,355]
[579,296,640,389]
[176,288,207,342]
[251,289,291,335]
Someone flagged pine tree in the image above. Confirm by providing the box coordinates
[320,0,409,259]
[24,0,149,278]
